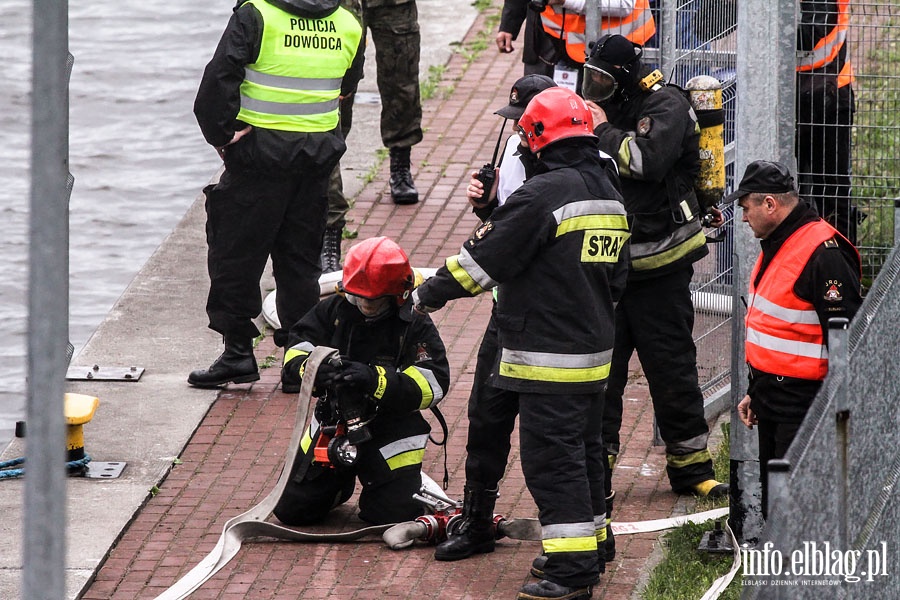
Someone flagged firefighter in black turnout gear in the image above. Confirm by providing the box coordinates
[432,74,559,565]
[275,237,450,525]
[189,0,365,389]
[414,87,629,600]
[582,35,727,504]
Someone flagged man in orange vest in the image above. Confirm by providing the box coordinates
[796,0,859,245]
[731,160,861,519]
[496,0,655,89]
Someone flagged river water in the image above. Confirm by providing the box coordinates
[0,1,226,449]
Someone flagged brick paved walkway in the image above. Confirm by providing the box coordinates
[79,5,699,599]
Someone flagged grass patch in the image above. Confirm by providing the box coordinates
[642,423,742,599]
[420,64,449,101]
[642,521,741,600]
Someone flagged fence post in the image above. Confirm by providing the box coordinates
[829,317,851,551]
[894,199,900,247]
[26,2,72,599]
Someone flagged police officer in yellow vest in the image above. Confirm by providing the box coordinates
[189,0,364,388]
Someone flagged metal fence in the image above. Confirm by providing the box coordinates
[650,0,900,401]
[743,204,900,598]
[648,0,739,403]
[650,1,900,594]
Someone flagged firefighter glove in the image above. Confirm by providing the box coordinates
[336,360,378,394]
[313,359,341,389]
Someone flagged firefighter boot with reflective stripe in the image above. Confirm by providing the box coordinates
[320,226,343,274]
[602,491,616,562]
[517,580,592,600]
[188,336,259,388]
[433,483,498,561]
[688,479,729,498]
[389,146,418,205]
[531,549,606,578]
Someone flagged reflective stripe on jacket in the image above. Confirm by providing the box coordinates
[745,220,837,381]
[594,83,707,278]
[796,0,854,88]
[540,0,655,64]
[237,0,362,132]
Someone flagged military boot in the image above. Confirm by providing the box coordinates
[389,146,418,205]
[434,483,498,561]
[319,226,343,274]
[188,335,259,388]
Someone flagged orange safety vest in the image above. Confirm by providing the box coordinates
[745,220,854,381]
[796,0,854,88]
[540,0,656,64]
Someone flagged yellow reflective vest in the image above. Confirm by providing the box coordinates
[237,0,362,132]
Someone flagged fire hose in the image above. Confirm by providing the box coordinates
[153,345,733,599]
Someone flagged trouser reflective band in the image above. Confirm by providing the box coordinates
[542,522,598,554]
[666,448,712,469]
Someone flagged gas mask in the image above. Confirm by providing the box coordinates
[582,61,620,103]
[582,34,643,103]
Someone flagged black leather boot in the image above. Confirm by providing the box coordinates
[188,335,259,388]
[389,146,418,205]
[517,580,592,600]
[319,226,343,274]
[433,483,498,561]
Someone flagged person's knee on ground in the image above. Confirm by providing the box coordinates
[273,466,355,526]
[357,471,426,525]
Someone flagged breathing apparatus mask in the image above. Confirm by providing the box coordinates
[582,34,643,103]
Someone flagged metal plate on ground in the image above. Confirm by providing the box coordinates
[66,365,145,381]
[84,461,126,479]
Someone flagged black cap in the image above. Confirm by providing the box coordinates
[725,160,796,203]
[495,74,557,120]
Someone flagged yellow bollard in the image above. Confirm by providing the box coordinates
[64,393,99,462]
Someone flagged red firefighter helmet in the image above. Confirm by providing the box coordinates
[516,87,596,154]
[340,236,414,304]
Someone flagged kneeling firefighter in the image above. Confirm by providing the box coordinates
[275,236,450,525]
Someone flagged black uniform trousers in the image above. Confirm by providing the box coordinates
[797,76,857,245]
[273,412,429,526]
[464,312,521,488]
[203,164,329,346]
[519,390,606,588]
[601,266,714,492]
[757,417,803,520]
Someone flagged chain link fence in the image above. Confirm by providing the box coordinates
[649,0,900,594]
[651,1,900,401]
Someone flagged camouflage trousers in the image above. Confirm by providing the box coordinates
[327,0,423,228]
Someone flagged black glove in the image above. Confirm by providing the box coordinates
[335,360,377,393]
[313,359,341,389]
